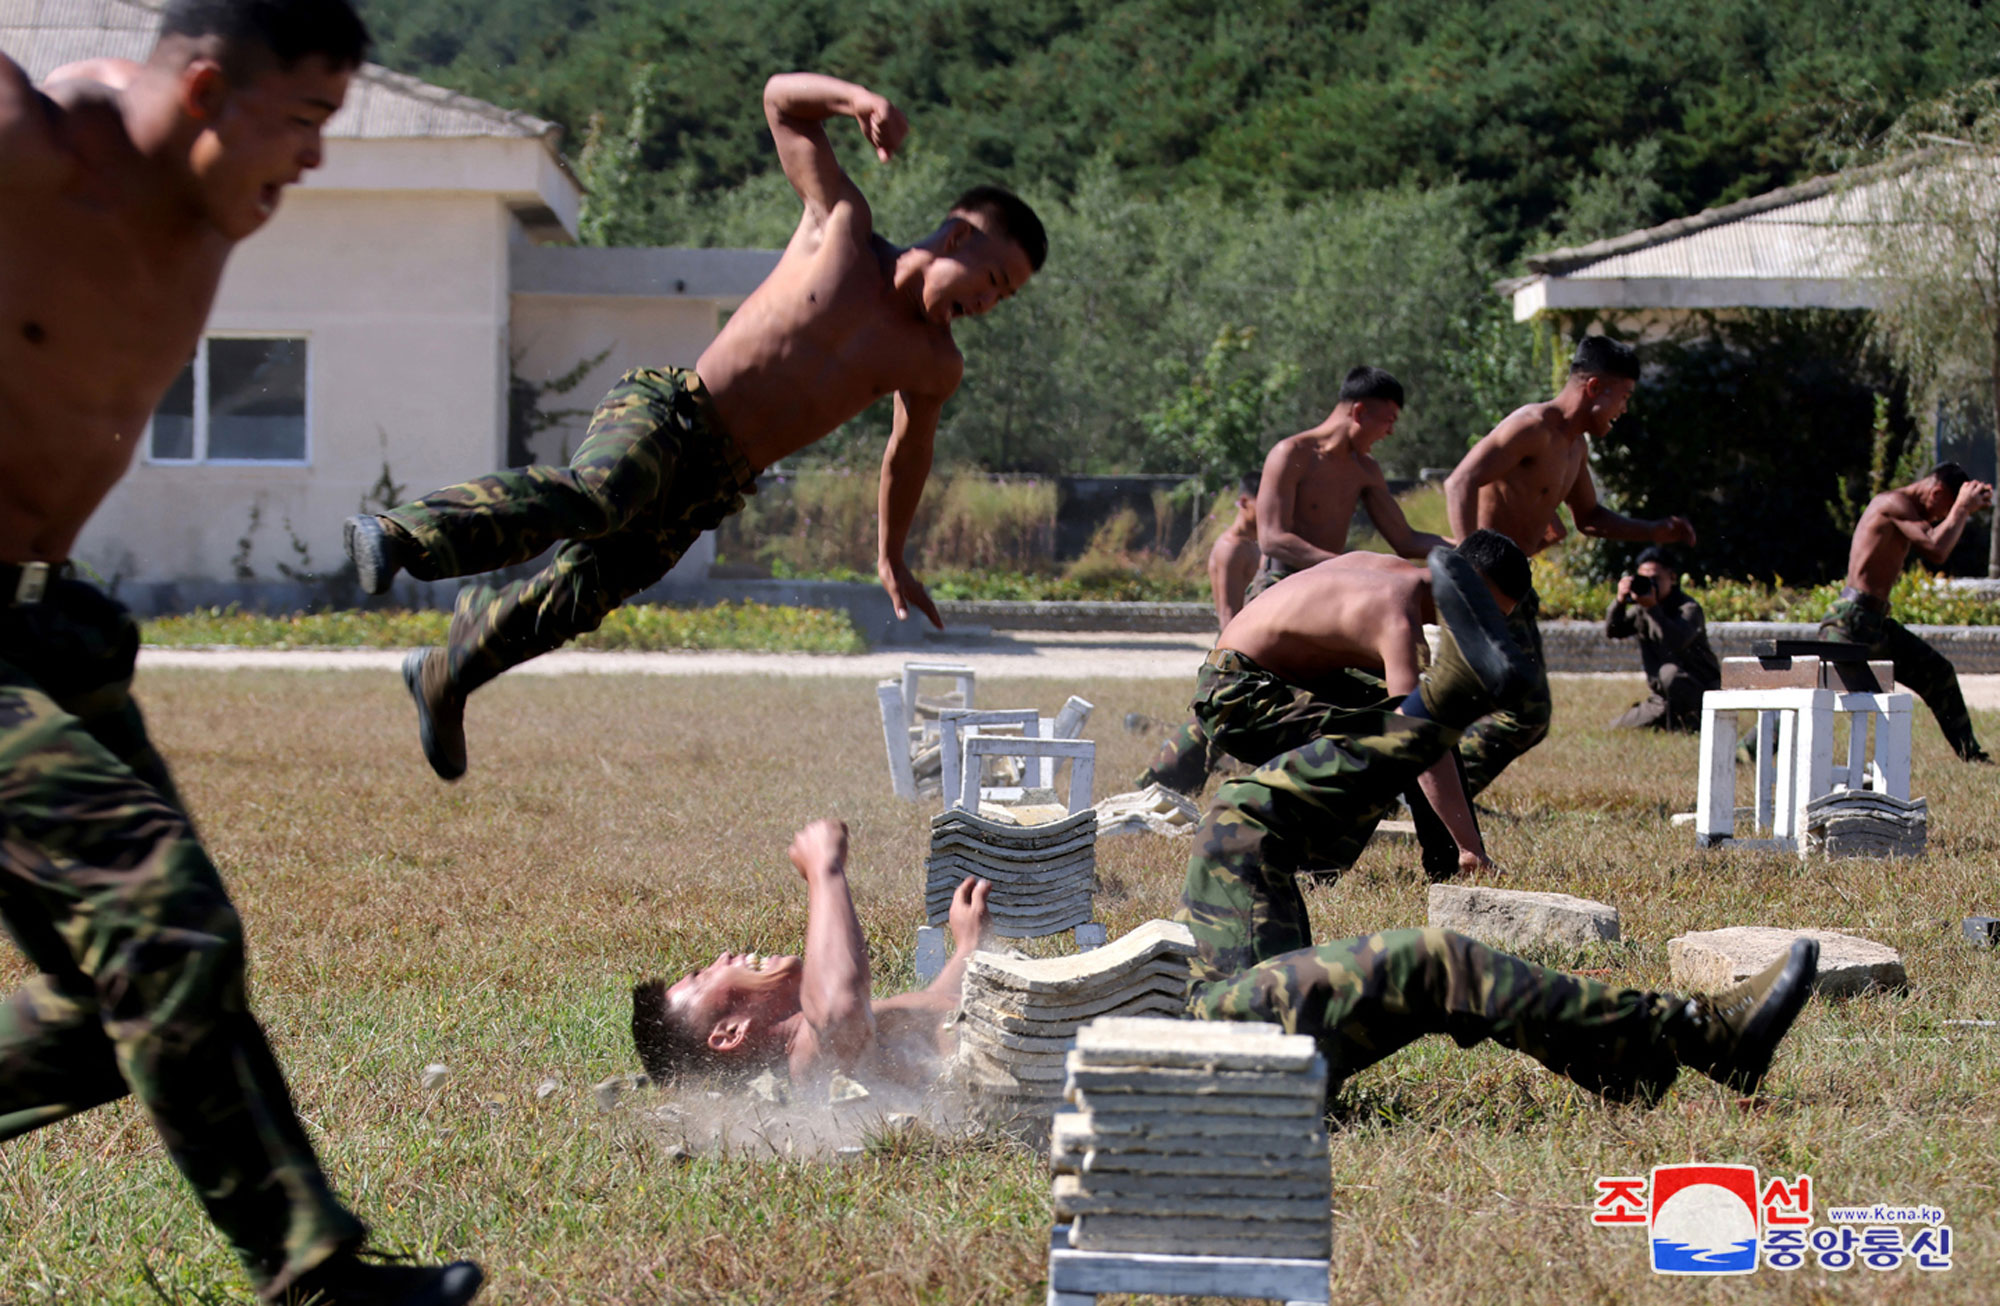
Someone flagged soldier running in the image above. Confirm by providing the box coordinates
[1443,336,1697,798]
[344,73,1047,780]
[1822,462,1993,762]
[1176,549,1819,1103]
[1206,471,1263,631]
[0,3,481,1301]
[1157,532,1532,881]
[1138,365,1446,796]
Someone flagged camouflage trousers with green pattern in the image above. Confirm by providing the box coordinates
[1135,652,1389,796]
[1822,597,1985,761]
[1139,651,1478,880]
[1240,555,1298,605]
[382,367,758,695]
[1456,586,1551,798]
[1175,701,1682,1099]
[0,579,365,1295]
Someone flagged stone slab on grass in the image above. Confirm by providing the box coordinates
[1428,884,1620,950]
[1668,926,1907,997]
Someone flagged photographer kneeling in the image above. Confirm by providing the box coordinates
[1606,547,1719,732]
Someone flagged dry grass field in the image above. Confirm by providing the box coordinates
[1,667,1995,1304]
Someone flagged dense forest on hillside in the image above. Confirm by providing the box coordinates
[353,0,2000,562]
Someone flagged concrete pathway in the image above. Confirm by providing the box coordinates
[136,636,2000,702]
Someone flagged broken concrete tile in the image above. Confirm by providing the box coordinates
[534,1078,561,1101]
[1061,1147,1329,1183]
[965,977,1190,1030]
[420,1063,449,1090]
[591,1076,626,1111]
[1069,1214,1329,1260]
[1667,926,1908,998]
[1062,1064,1317,1098]
[748,1069,786,1103]
[828,1073,870,1104]
[1066,1089,1323,1119]
[1964,916,1999,949]
[964,921,1196,996]
[1071,1016,1319,1073]
[1428,883,1620,950]
[1053,1111,1329,1150]
[1054,1174,1328,1222]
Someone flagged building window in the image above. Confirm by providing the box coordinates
[149,336,309,463]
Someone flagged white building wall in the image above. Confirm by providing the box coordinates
[508,295,723,465]
[73,189,513,586]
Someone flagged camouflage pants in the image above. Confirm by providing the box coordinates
[1141,652,1479,879]
[1457,587,1550,797]
[1822,598,1985,760]
[1190,928,1681,1100]
[1135,654,1388,795]
[383,367,757,695]
[1176,700,1679,1097]
[1610,663,1706,733]
[0,580,364,1293]
[1240,556,1297,605]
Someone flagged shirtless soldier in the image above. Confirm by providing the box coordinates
[1178,548,1820,1106]
[1181,535,1532,879]
[1249,364,1449,599]
[345,73,1047,780]
[631,820,992,1087]
[0,3,481,1301]
[1206,471,1262,630]
[1822,462,1993,762]
[1138,365,1445,794]
[1443,336,1696,797]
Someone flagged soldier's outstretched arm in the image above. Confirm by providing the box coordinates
[763,72,905,231]
[1361,465,1449,558]
[877,385,955,629]
[788,820,876,1077]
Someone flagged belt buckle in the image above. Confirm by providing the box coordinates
[13,561,49,605]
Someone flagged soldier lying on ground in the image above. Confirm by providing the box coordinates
[1823,461,1993,763]
[345,71,1047,781]
[1176,548,1820,1102]
[632,820,991,1088]
[0,3,480,1301]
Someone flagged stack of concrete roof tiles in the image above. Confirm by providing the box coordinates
[1805,790,1927,858]
[952,921,1195,1106]
[1051,1016,1332,1260]
[927,807,1098,937]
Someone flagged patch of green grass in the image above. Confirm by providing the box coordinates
[2,672,1995,1302]
[140,601,866,654]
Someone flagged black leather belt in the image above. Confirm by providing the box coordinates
[1838,586,1890,614]
[1,561,60,607]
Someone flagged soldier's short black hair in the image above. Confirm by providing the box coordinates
[1929,461,1971,495]
[1238,470,1262,498]
[1456,528,1531,603]
[1337,365,1405,407]
[1570,335,1640,381]
[951,185,1048,272]
[631,978,721,1086]
[158,0,370,74]
[1634,545,1675,572]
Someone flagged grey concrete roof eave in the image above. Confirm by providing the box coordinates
[510,245,782,303]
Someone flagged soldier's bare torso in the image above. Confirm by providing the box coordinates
[696,209,961,471]
[1846,490,1925,599]
[1265,433,1377,554]
[0,75,229,562]
[1220,553,1430,689]
[1470,402,1587,555]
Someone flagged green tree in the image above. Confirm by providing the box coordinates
[1142,326,1299,497]
[1843,81,2000,573]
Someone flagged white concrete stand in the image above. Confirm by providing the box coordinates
[1695,687,1913,854]
[913,921,1107,985]
[1046,1227,1330,1305]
